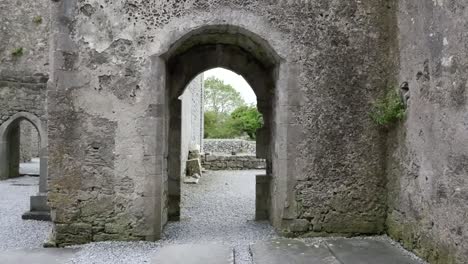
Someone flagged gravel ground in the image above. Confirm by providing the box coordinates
[67,170,275,264]
[0,176,52,251]
[19,158,40,176]
[0,170,427,264]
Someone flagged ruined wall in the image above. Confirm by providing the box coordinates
[180,75,204,177]
[202,154,265,170]
[204,139,257,155]
[48,0,397,245]
[20,121,33,162]
[386,1,468,263]
[0,0,49,134]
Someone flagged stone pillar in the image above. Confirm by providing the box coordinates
[256,174,271,220]
[22,124,50,221]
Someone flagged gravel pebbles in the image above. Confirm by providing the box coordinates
[0,171,427,264]
[66,170,275,264]
[0,176,52,251]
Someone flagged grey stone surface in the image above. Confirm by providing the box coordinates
[0,248,79,264]
[1,0,466,263]
[251,238,340,264]
[385,1,468,263]
[203,154,266,170]
[151,243,233,264]
[326,238,425,264]
[0,176,52,251]
[203,139,257,155]
[186,159,202,176]
[46,0,397,246]
[252,237,427,264]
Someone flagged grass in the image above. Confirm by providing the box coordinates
[11,47,24,57]
[33,16,43,24]
[370,88,406,126]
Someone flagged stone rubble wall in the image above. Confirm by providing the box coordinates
[0,0,48,180]
[203,139,256,155]
[202,154,265,170]
[20,121,33,162]
[47,0,398,246]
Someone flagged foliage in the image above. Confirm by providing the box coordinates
[33,16,43,24]
[370,88,406,126]
[204,111,237,139]
[204,106,263,140]
[204,77,245,115]
[230,105,263,139]
[11,47,23,57]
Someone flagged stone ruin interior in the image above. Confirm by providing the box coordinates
[0,0,466,263]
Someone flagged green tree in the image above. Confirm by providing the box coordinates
[204,111,238,139]
[230,105,263,140]
[204,77,245,115]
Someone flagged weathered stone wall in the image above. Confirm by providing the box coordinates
[202,154,265,170]
[20,121,33,162]
[203,139,256,155]
[0,0,49,132]
[386,1,468,263]
[20,121,41,162]
[47,0,397,245]
[180,75,204,177]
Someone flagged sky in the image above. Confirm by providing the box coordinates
[203,68,257,105]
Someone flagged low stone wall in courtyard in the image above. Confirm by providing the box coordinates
[203,139,256,155]
[202,154,265,170]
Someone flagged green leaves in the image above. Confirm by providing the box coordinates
[11,47,24,57]
[370,88,406,127]
[204,77,245,115]
[203,77,262,139]
[204,106,263,140]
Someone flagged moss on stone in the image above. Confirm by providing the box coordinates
[386,217,458,264]
[370,89,406,127]
[11,47,24,57]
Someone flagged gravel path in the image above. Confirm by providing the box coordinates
[65,170,275,264]
[0,176,52,251]
[0,171,426,264]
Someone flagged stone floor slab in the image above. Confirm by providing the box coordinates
[151,243,233,264]
[0,248,79,264]
[325,238,422,264]
[251,238,340,264]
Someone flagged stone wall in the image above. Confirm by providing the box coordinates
[203,139,256,155]
[202,154,265,170]
[0,0,49,130]
[0,0,49,179]
[386,1,468,263]
[47,0,398,245]
[20,121,33,162]
[180,74,204,177]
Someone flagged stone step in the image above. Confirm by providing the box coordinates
[151,243,233,264]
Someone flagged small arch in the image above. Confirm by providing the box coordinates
[0,112,47,193]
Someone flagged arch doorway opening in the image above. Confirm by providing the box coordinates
[154,25,288,239]
[164,67,269,239]
[0,112,50,220]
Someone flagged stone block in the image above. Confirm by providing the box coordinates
[186,159,202,176]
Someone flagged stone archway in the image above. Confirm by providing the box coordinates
[0,112,50,220]
[151,25,290,235]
